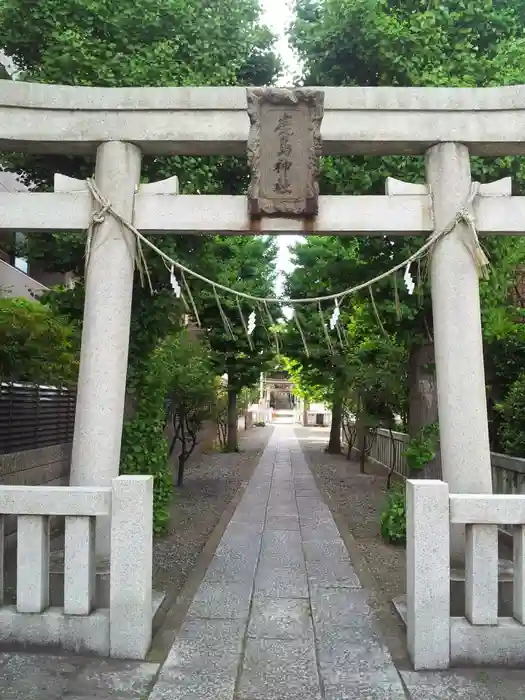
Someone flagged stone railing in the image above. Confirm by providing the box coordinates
[407,479,525,669]
[0,475,153,659]
[356,426,525,497]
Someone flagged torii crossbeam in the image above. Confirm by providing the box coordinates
[0,81,521,566]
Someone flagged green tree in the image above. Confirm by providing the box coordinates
[499,372,525,457]
[195,235,278,452]
[164,331,216,487]
[290,0,525,446]
[283,237,406,455]
[0,297,78,384]
[0,0,281,525]
[284,238,365,454]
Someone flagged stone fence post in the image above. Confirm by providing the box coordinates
[406,479,450,670]
[109,475,153,659]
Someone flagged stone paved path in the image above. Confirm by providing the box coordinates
[149,425,408,700]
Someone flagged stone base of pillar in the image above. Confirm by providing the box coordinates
[49,551,165,627]
[394,559,514,623]
[449,559,514,617]
[49,551,110,607]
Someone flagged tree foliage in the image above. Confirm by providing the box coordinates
[282,237,406,455]
[0,297,79,384]
[0,0,281,526]
[499,372,525,457]
[164,331,216,486]
[120,330,216,531]
[195,235,278,451]
[289,0,525,452]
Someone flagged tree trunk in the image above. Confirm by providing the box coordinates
[226,388,239,452]
[327,391,343,454]
[408,342,438,437]
[302,402,308,426]
[356,414,367,473]
[177,454,186,487]
[177,411,186,487]
[407,341,440,477]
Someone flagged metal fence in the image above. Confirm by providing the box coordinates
[0,382,76,454]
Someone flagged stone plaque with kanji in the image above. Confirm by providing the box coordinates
[246,88,324,218]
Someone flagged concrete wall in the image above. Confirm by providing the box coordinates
[0,258,48,299]
[1,442,72,547]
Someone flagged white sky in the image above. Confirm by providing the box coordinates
[260,0,303,296]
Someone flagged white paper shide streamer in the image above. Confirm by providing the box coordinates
[329,300,340,330]
[404,263,415,296]
[170,265,182,298]
[247,310,256,335]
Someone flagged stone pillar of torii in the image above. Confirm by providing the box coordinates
[1,81,524,562]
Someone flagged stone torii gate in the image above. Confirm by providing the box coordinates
[1,81,525,566]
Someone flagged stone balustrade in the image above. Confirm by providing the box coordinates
[0,475,153,659]
[407,479,525,669]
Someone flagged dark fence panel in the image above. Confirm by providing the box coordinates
[0,382,76,454]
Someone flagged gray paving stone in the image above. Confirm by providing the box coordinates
[146,427,411,700]
[300,513,335,529]
[303,539,351,563]
[176,617,246,641]
[186,580,253,620]
[0,653,79,700]
[247,597,313,639]
[300,523,341,542]
[63,696,133,700]
[223,520,264,537]
[161,638,239,679]
[161,620,244,677]
[259,532,305,568]
[67,660,159,698]
[254,563,309,598]
[149,668,237,700]
[231,509,267,523]
[316,630,401,685]
[266,515,300,530]
[297,505,330,521]
[266,505,299,517]
[296,496,329,509]
[400,670,498,699]
[150,619,245,700]
[295,488,320,498]
[216,534,261,552]
[306,557,361,588]
[262,528,303,548]
[203,548,259,584]
[323,678,407,700]
[62,693,131,700]
[237,637,322,700]
[311,588,371,627]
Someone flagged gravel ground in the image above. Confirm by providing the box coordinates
[152,424,272,595]
[296,425,409,665]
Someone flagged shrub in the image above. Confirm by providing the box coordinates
[402,422,439,475]
[500,373,525,456]
[379,484,406,544]
[120,330,216,533]
[0,296,78,384]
